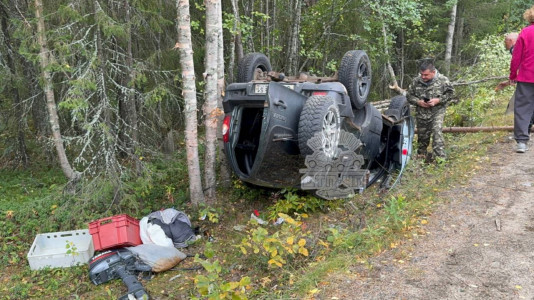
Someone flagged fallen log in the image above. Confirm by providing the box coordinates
[442,126,514,133]
[415,125,533,134]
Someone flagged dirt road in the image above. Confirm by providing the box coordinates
[324,139,534,299]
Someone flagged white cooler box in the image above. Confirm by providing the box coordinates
[27,229,94,270]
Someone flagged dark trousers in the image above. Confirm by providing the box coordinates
[514,81,534,142]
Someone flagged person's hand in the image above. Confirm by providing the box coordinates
[495,80,511,91]
[418,100,431,108]
[427,98,440,107]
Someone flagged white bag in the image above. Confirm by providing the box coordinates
[139,216,174,248]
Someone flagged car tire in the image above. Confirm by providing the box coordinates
[338,50,372,110]
[298,95,341,159]
[385,95,410,120]
[236,53,272,83]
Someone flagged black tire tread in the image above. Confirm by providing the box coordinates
[298,95,339,156]
[338,50,371,109]
[236,53,272,83]
[385,95,410,120]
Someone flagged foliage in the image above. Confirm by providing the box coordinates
[239,213,310,268]
[266,189,328,221]
[198,204,221,224]
[448,34,510,126]
[383,195,408,230]
[230,179,267,200]
[65,241,79,256]
[193,243,251,300]
[325,227,350,248]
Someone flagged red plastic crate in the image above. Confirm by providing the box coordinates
[89,214,142,251]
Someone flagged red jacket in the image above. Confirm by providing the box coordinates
[510,23,534,83]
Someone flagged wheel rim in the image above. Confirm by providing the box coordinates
[321,109,340,158]
[357,61,370,99]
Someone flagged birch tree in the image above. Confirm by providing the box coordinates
[227,0,243,83]
[216,0,230,188]
[287,0,302,75]
[444,0,458,75]
[176,0,205,205]
[34,0,80,181]
[203,0,220,199]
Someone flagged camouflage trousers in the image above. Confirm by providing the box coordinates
[415,106,447,159]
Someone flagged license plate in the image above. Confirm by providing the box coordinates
[254,83,269,94]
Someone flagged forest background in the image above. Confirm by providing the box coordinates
[0,0,532,299]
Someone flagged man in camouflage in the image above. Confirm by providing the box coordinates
[407,61,455,160]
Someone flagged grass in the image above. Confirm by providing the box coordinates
[0,88,515,299]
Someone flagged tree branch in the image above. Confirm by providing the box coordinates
[452,76,508,86]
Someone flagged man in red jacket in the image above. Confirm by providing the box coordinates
[510,6,534,153]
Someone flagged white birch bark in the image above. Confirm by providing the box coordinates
[227,13,237,83]
[216,0,231,188]
[288,0,302,75]
[203,0,219,199]
[176,0,205,205]
[231,0,244,63]
[34,0,80,181]
[444,0,458,75]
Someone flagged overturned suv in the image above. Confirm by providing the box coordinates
[222,50,414,199]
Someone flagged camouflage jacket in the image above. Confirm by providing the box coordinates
[407,71,455,108]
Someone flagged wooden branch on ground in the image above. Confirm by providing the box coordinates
[387,75,509,97]
[452,76,508,86]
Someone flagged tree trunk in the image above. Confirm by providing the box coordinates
[271,0,276,60]
[216,0,231,188]
[203,0,219,199]
[444,0,457,75]
[231,0,244,63]
[176,0,205,205]
[454,16,464,64]
[398,28,405,86]
[0,5,28,168]
[34,0,79,181]
[227,20,237,83]
[288,0,302,75]
[266,0,270,57]
[95,0,120,178]
[120,0,140,172]
[382,23,405,95]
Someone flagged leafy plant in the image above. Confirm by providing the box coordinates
[198,204,220,223]
[65,241,79,256]
[383,195,408,229]
[326,227,348,248]
[266,189,325,221]
[239,213,310,268]
[192,243,250,300]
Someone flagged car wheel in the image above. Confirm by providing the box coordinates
[385,95,410,121]
[339,50,371,110]
[298,95,341,159]
[236,53,272,83]
[350,102,383,161]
